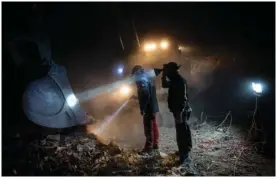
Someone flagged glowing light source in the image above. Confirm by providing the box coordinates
[252,82,262,94]
[178,45,191,52]
[144,43,157,51]
[117,67,123,74]
[67,94,78,107]
[160,40,169,49]
[120,85,131,96]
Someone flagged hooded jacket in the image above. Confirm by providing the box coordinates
[134,71,159,114]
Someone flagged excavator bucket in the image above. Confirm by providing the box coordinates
[9,37,90,129]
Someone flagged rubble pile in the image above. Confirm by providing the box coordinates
[3,131,194,176]
[2,122,274,176]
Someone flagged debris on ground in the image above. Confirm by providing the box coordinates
[2,122,274,176]
[3,131,195,176]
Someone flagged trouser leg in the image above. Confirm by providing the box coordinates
[151,113,159,149]
[143,114,153,149]
[173,111,192,162]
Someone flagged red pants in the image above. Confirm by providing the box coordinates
[143,113,159,149]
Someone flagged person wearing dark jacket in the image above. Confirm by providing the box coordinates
[161,62,193,164]
[131,65,159,155]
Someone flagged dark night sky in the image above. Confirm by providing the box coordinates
[3,2,275,80]
[3,2,274,55]
[2,2,275,91]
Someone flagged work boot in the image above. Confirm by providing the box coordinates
[152,149,161,157]
[179,153,198,176]
[179,152,192,166]
[181,155,192,166]
[138,147,153,156]
[152,145,161,157]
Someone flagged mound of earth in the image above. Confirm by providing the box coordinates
[3,130,193,176]
[2,121,274,176]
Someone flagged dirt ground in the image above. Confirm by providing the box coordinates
[86,103,275,176]
[3,114,275,176]
[2,96,275,176]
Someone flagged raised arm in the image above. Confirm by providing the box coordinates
[161,75,170,88]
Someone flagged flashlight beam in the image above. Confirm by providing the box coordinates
[94,98,130,135]
[75,77,134,102]
[75,69,157,102]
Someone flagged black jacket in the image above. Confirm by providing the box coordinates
[162,73,191,112]
[136,74,159,114]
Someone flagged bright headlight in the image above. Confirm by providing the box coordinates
[160,40,169,49]
[67,94,78,107]
[144,43,157,51]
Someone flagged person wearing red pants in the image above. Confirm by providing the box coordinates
[131,65,160,155]
[143,113,159,151]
